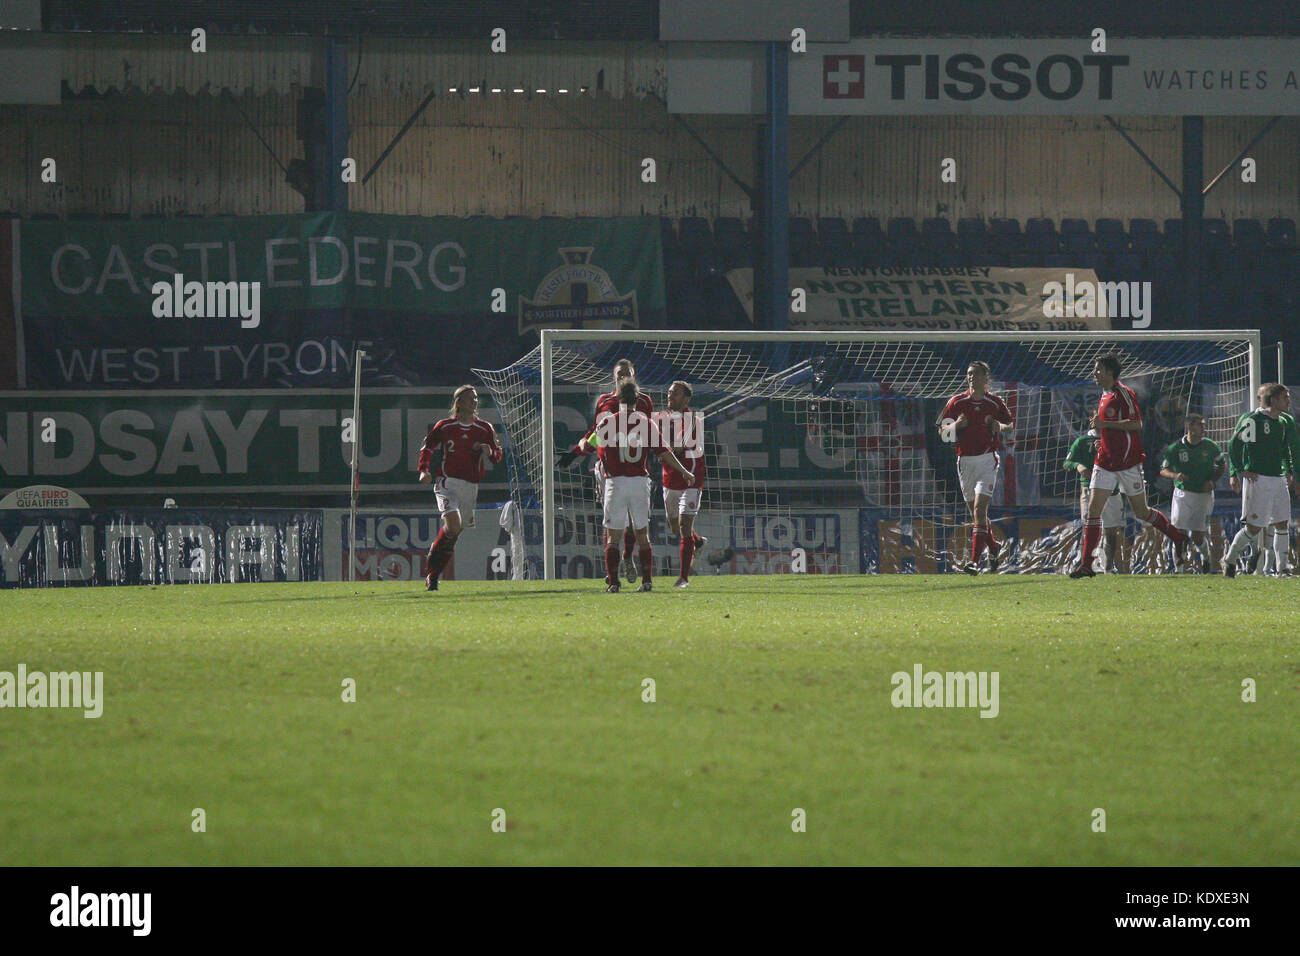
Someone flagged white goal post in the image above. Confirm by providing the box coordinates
[480,328,1260,580]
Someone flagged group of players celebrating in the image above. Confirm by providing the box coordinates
[413,353,1296,589]
[944,353,1298,577]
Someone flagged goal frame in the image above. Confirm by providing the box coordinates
[538,328,1261,580]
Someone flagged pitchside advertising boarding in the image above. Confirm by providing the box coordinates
[669,38,1300,114]
[5,213,664,388]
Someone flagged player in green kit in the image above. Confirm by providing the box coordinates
[1158,413,1225,572]
[1064,429,1127,572]
[1222,384,1300,577]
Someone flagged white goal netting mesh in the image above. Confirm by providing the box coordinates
[475,334,1253,577]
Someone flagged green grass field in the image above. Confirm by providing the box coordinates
[1,575,1297,866]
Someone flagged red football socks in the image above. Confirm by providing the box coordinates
[427,528,456,578]
[622,527,636,561]
[1146,508,1185,544]
[604,546,620,585]
[1081,517,1102,567]
[680,536,695,581]
[639,546,653,584]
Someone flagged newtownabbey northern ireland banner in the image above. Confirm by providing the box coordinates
[9,213,664,388]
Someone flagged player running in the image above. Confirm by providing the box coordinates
[418,385,502,591]
[1158,413,1225,573]
[938,361,1015,574]
[1221,383,1299,577]
[1064,427,1128,573]
[662,380,707,588]
[1070,354,1186,578]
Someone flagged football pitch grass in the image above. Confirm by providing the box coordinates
[2,575,1297,866]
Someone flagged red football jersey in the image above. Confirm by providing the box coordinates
[940,391,1012,457]
[595,406,662,478]
[1094,382,1144,471]
[662,406,705,490]
[418,417,502,483]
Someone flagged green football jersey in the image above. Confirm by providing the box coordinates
[1063,434,1098,488]
[1161,437,1224,491]
[1228,410,1300,477]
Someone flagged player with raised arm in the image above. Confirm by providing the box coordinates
[418,385,502,591]
[574,377,693,592]
[662,380,707,588]
[1070,354,1186,578]
[1221,383,1299,577]
[1064,427,1128,573]
[1158,413,1225,573]
[938,361,1015,574]
[558,359,647,581]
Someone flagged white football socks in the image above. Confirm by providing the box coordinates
[1224,527,1254,563]
[1274,528,1291,573]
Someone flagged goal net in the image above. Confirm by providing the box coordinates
[474,330,1257,579]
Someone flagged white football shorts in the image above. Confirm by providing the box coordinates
[1081,487,1124,529]
[958,452,999,500]
[1090,463,1144,498]
[664,487,703,518]
[435,475,478,528]
[1171,487,1214,532]
[604,475,651,531]
[1241,474,1290,526]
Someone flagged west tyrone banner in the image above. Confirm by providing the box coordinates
[13,213,664,388]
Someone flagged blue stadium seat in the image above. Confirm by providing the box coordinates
[1201,218,1230,251]
[851,217,886,262]
[957,217,987,252]
[1043,253,1073,268]
[1129,218,1160,252]
[816,216,848,239]
[1162,219,1184,250]
[1060,218,1090,237]
[887,217,920,257]
[1232,218,1265,251]
[989,218,1022,256]
[1112,251,1146,277]
[921,217,957,252]
[1266,217,1296,249]
[1095,218,1128,253]
[1024,218,1057,253]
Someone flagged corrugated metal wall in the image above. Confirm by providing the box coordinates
[1,33,1297,221]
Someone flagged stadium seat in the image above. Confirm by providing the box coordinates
[851,216,886,260]
[1129,218,1161,252]
[1024,218,1058,253]
[1232,218,1266,251]
[989,218,1022,257]
[659,217,677,245]
[887,217,920,258]
[789,216,820,267]
[1043,252,1073,268]
[1095,218,1128,253]
[956,217,988,253]
[714,218,751,271]
[816,216,848,240]
[1060,217,1090,237]
[1112,251,1146,277]
[1201,218,1230,252]
[921,217,957,253]
[1164,215,1185,247]
[1266,217,1296,248]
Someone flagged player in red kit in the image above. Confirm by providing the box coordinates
[417,385,503,591]
[559,359,648,581]
[1070,353,1186,578]
[562,377,693,592]
[662,380,707,588]
[938,361,1014,574]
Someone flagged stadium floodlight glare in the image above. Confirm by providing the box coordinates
[477,329,1259,580]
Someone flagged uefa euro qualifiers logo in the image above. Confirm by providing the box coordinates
[518,247,638,335]
[593,407,704,457]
